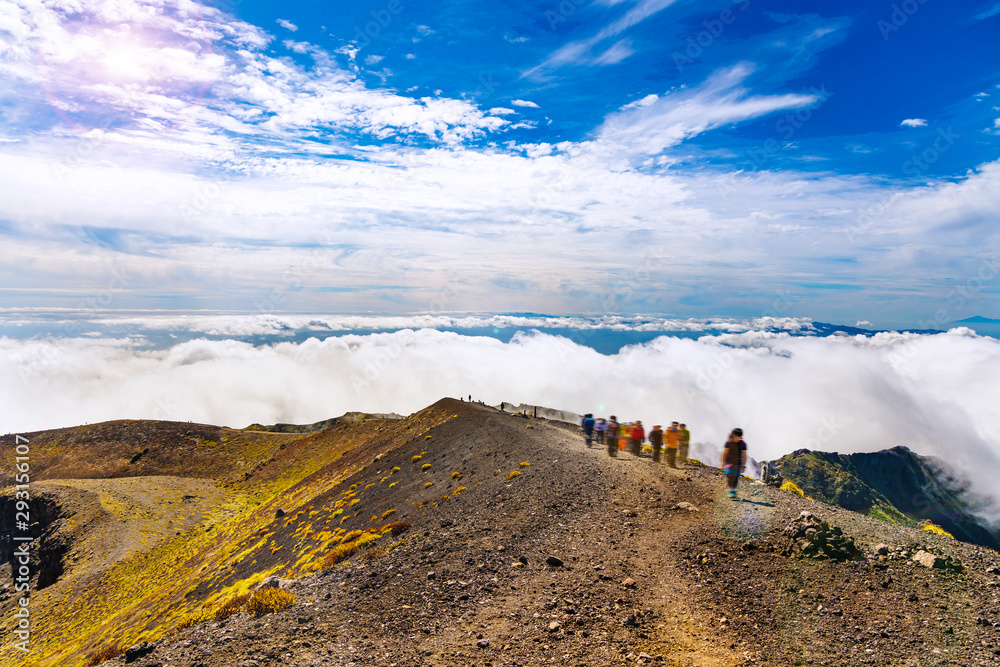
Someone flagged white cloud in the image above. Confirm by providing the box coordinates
[527,0,679,76]
[3,329,1000,519]
[276,19,298,32]
[975,3,1000,20]
[592,38,635,66]
[511,99,540,108]
[591,63,817,160]
[900,118,928,128]
[364,54,384,65]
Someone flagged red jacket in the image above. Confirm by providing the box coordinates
[631,425,645,441]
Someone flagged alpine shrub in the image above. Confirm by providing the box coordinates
[245,588,295,616]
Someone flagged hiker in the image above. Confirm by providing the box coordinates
[630,420,645,457]
[648,424,663,462]
[665,421,680,468]
[581,413,595,447]
[678,423,690,464]
[595,418,607,445]
[722,428,747,500]
[606,416,620,457]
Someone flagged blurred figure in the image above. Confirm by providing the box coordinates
[630,420,645,457]
[581,413,595,447]
[678,423,690,464]
[722,428,747,500]
[649,424,663,462]
[595,417,607,445]
[665,421,680,468]
[606,416,620,457]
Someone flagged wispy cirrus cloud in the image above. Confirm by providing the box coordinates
[524,0,680,76]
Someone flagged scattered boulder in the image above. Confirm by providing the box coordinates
[912,550,965,574]
[674,502,699,512]
[546,555,564,567]
[124,641,155,663]
[547,621,561,633]
[783,511,861,562]
[256,576,294,590]
[477,639,490,648]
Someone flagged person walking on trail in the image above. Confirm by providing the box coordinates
[630,420,645,457]
[648,424,663,462]
[678,423,690,464]
[664,421,680,468]
[606,416,620,457]
[722,428,747,500]
[581,413,595,447]
[595,418,607,446]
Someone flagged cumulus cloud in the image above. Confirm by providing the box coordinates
[511,99,540,108]
[900,118,928,128]
[276,19,298,32]
[3,329,1000,519]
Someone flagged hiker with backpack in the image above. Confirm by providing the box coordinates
[678,423,690,464]
[630,420,645,457]
[595,417,607,446]
[648,424,663,462]
[606,416,620,457]
[581,413,595,447]
[665,421,680,468]
[722,428,747,500]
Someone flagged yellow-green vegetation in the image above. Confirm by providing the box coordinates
[389,481,397,488]
[391,466,401,474]
[421,463,432,471]
[424,481,433,488]
[519,461,530,467]
[2,402,465,667]
[451,471,462,480]
[506,470,521,480]
[85,645,125,666]
[425,435,432,439]
[781,481,806,497]
[921,521,954,538]
[453,486,467,496]
[244,588,295,616]
[214,593,251,620]
[380,509,396,520]
[412,455,422,463]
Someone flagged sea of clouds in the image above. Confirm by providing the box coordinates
[2,325,999,518]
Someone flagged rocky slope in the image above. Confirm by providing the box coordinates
[3,400,1000,666]
[772,447,1000,551]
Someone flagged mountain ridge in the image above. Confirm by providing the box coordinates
[2,399,999,666]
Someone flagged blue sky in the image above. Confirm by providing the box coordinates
[1,0,999,327]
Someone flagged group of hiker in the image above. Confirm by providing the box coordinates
[580,414,748,500]
[579,415,690,469]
